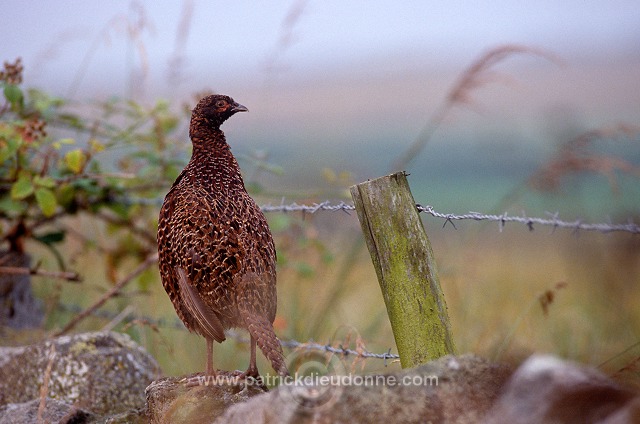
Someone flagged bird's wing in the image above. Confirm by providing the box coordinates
[175,266,226,343]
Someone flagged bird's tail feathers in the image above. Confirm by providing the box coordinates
[244,313,289,377]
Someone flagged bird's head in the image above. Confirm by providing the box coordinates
[191,94,248,129]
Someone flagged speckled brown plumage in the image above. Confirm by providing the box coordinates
[157,94,287,377]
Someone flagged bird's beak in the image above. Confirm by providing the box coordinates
[231,103,248,113]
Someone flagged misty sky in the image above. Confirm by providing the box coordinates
[3,1,639,98]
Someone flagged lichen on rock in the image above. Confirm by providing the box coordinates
[0,331,161,418]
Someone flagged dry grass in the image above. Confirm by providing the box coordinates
[392,44,561,171]
[436,223,640,386]
[529,123,640,193]
[30,209,640,388]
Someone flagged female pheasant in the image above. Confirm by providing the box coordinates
[157,94,287,378]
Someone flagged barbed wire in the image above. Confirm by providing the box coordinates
[260,200,356,214]
[123,197,639,234]
[416,205,640,234]
[280,339,400,364]
[257,200,639,234]
[56,303,400,363]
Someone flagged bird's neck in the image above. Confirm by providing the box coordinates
[190,127,228,155]
[188,128,246,190]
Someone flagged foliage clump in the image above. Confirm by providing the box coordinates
[0,57,184,278]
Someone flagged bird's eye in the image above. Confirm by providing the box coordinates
[215,100,227,108]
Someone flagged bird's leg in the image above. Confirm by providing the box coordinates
[245,334,260,379]
[185,337,217,387]
[206,337,216,377]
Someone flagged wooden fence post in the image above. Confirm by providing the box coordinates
[350,172,455,368]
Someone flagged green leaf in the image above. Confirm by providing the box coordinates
[295,261,315,279]
[35,187,57,217]
[56,183,75,209]
[34,231,65,245]
[57,113,85,130]
[35,239,66,270]
[0,196,27,215]
[64,149,86,174]
[3,84,24,110]
[0,135,21,163]
[11,175,34,199]
[245,181,264,195]
[136,267,157,291]
[106,201,130,219]
[53,137,75,150]
[267,214,291,232]
[159,116,179,133]
[89,139,105,152]
[33,175,56,188]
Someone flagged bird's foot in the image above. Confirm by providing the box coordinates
[229,369,268,391]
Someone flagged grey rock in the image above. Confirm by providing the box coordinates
[484,354,640,424]
[217,354,513,424]
[139,352,640,423]
[0,331,161,416]
[146,372,267,424]
[102,408,147,423]
[0,398,95,424]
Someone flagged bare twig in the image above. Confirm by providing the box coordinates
[37,343,56,423]
[101,304,135,332]
[54,253,158,336]
[0,266,81,282]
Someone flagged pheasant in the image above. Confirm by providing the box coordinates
[157,94,287,379]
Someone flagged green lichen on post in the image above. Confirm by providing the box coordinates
[350,172,455,368]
